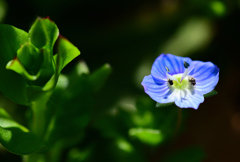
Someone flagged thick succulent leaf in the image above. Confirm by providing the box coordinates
[29,18,59,49]
[33,48,55,87]
[54,36,80,74]
[0,108,44,155]
[0,108,28,132]
[17,43,42,74]
[41,17,59,48]
[6,58,38,81]
[203,90,218,98]
[89,63,111,92]
[0,24,29,105]
[28,18,47,49]
[0,127,44,155]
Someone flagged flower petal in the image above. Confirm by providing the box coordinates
[151,54,192,82]
[175,89,204,109]
[189,61,219,94]
[141,75,170,102]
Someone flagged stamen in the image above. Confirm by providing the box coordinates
[188,76,196,86]
[181,61,190,82]
[184,61,190,68]
[165,66,170,72]
[165,66,178,82]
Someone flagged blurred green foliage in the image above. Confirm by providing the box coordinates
[0,0,237,161]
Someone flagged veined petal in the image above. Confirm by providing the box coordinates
[160,89,177,103]
[175,89,204,109]
[151,54,192,81]
[189,61,219,94]
[141,75,170,102]
[142,53,219,109]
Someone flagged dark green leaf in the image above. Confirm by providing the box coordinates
[0,127,44,155]
[0,24,29,105]
[0,108,44,155]
[156,102,174,108]
[89,63,111,92]
[17,43,42,74]
[204,90,218,98]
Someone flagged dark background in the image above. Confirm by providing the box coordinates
[0,0,240,161]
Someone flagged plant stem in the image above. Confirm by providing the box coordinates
[31,100,46,138]
[31,91,53,138]
[25,91,53,162]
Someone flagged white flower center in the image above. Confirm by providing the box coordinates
[171,74,190,90]
[166,61,195,90]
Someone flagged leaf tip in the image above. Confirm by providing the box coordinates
[43,16,53,22]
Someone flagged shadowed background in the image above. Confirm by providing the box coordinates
[0,0,240,161]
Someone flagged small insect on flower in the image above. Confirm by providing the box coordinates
[141,54,219,109]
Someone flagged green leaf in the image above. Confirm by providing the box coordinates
[29,18,48,49]
[29,17,59,49]
[116,138,133,153]
[17,43,42,74]
[89,63,111,92]
[6,58,38,81]
[156,102,174,108]
[0,24,29,105]
[41,17,59,48]
[0,127,44,155]
[54,36,80,74]
[129,128,163,145]
[204,90,218,98]
[0,108,44,155]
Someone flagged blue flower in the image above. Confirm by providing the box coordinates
[141,54,219,109]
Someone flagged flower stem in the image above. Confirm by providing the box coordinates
[175,108,182,135]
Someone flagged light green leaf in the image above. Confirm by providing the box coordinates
[204,90,218,98]
[129,128,163,145]
[116,138,133,153]
[41,17,59,48]
[29,18,48,49]
[54,36,80,74]
[0,24,29,105]
[0,108,44,155]
[6,58,38,81]
[161,18,213,56]
[29,17,59,49]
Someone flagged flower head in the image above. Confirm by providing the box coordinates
[141,54,219,109]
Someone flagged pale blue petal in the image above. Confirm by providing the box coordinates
[151,54,192,82]
[141,75,171,103]
[188,61,219,94]
[175,89,204,109]
[160,89,177,103]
